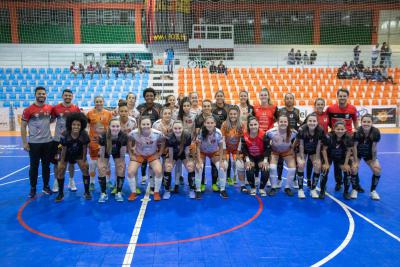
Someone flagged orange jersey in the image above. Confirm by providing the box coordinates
[221,121,243,152]
[86,109,113,143]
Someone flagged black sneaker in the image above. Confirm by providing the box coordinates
[195,191,202,200]
[55,193,64,202]
[42,186,52,195]
[334,183,342,191]
[174,185,179,193]
[84,192,92,200]
[220,190,228,199]
[319,191,326,199]
[240,186,248,193]
[268,188,277,196]
[284,188,294,197]
[28,188,36,198]
[179,176,184,185]
[357,185,365,193]
[343,192,351,200]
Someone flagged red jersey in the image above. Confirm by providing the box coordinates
[316,111,329,134]
[51,103,81,141]
[22,103,53,143]
[242,130,266,157]
[254,104,278,132]
[326,103,357,133]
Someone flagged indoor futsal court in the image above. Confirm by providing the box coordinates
[1,0,400,266]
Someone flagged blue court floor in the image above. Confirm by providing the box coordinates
[0,134,399,267]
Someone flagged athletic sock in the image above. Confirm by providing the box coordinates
[83,175,90,193]
[350,174,359,190]
[188,171,195,190]
[320,173,327,193]
[58,179,64,194]
[98,176,107,193]
[371,174,381,191]
[343,173,350,193]
[128,177,136,193]
[297,171,304,189]
[154,175,163,193]
[312,173,320,190]
[117,176,124,193]
[163,171,172,191]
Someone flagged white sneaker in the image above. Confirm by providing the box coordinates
[141,175,147,185]
[259,189,267,197]
[350,189,358,199]
[250,188,256,196]
[189,190,195,199]
[163,191,171,200]
[370,190,380,200]
[52,180,59,193]
[115,192,124,202]
[298,189,306,199]
[68,179,77,192]
[98,193,108,203]
[310,189,319,199]
[293,179,299,189]
[276,179,282,189]
[267,180,271,187]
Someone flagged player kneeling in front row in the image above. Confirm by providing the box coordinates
[127,116,165,201]
[56,112,91,202]
[296,113,324,199]
[164,121,199,199]
[351,114,382,200]
[98,118,128,203]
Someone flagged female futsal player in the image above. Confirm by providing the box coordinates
[237,90,255,127]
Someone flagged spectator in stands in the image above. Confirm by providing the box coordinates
[303,51,309,65]
[165,47,175,73]
[385,44,392,67]
[126,60,136,76]
[217,60,227,75]
[381,67,395,84]
[86,61,95,79]
[138,60,147,74]
[371,44,379,67]
[295,50,302,65]
[353,45,361,65]
[364,67,373,82]
[287,48,295,65]
[95,62,103,78]
[70,62,78,79]
[103,62,111,79]
[209,61,217,73]
[310,50,317,65]
[380,42,388,67]
[116,60,127,78]
[78,63,85,79]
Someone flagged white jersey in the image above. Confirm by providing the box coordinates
[129,129,164,156]
[183,112,197,136]
[197,128,224,154]
[152,119,174,135]
[117,116,137,135]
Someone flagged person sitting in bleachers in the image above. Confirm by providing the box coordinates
[115,60,127,78]
[126,60,137,76]
[217,60,227,75]
[103,62,111,79]
[78,63,86,79]
[95,62,103,79]
[310,50,317,65]
[70,62,79,79]
[381,67,395,84]
[138,61,147,74]
[86,62,95,79]
[295,50,302,65]
[209,61,217,73]
[287,48,295,65]
[303,51,309,65]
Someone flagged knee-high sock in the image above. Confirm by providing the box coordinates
[333,162,343,184]
[141,161,147,176]
[320,173,328,193]
[117,176,124,193]
[306,158,313,182]
[163,171,172,191]
[195,169,202,192]
[83,175,90,193]
[98,176,106,193]
[201,160,206,185]
[89,159,97,184]
[149,174,155,188]
[286,168,296,189]
[174,160,183,185]
[343,173,350,193]
[211,162,218,184]
[277,157,284,180]
[227,157,232,178]
[216,162,226,190]
[154,175,162,193]
[58,178,64,194]
[187,171,195,190]
[246,167,256,189]
[127,176,136,193]
[236,160,245,186]
[259,170,269,189]
[269,164,278,188]
[312,173,320,190]
[350,174,359,190]
[371,174,381,191]
[297,171,304,189]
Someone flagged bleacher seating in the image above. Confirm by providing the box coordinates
[0,67,149,108]
[178,67,400,107]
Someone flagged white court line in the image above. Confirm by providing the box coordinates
[378,152,400,155]
[311,193,355,267]
[0,165,30,181]
[122,184,151,267]
[0,155,29,158]
[0,177,29,186]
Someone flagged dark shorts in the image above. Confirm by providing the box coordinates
[49,141,60,164]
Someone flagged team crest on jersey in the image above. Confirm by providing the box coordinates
[345,114,350,119]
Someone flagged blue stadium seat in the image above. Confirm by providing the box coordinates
[14,68,21,74]
[23,101,31,107]
[50,74,58,80]
[62,68,69,74]
[22,68,29,74]
[8,94,16,100]
[39,68,46,74]
[25,74,33,80]
[3,102,10,107]
[47,68,54,74]
[11,80,18,86]
[17,74,24,80]
[28,80,36,86]
[8,74,15,80]
[30,68,37,74]
[0,68,3,74]
[37,80,45,86]
[55,68,61,74]
[55,80,63,86]
[13,101,21,108]
[33,74,41,80]
[0,73,6,80]
[5,68,12,74]
[15,87,23,94]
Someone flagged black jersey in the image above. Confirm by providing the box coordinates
[297,125,325,155]
[195,113,222,129]
[324,132,353,162]
[166,131,192,160]
[279,107,301,130]
[212,103,231,126]
[99,131,128,159]
[136,103,163,124]
[60,131,90,163]
[354,126,381,159]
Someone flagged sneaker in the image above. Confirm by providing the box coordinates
[174,185,179,193]
[276,179,282,189]
[128,192,137,201]
[150,187,154,195]
[111,186,117,195]
[115,192,124,202]
[89,183,95,191]
[268,188,277,196]
[350,189,358,199]
[227,177,233,186]
[42,186,52,195]
[28,188,36,198]
[370,190,380,200]
[334,183,342,192]
[179,176,184,185]
[267,180,271,187]
[250,188,256,196]
[240,186,248,193]
[212,184,219,192]
[163,191,171,200]
[106,181,113,189]
[220,190,228,199]
[68,179,77,192]
[84,192,92,200]
[319,191,326,199]
[284,188,294,197]
[259,189,267,197]
[98,193,108,203]
[298,189,306,199]
[200,184,206,192]
[343,192,351,200]
[195,191,202,200]
[55,193,64,202]
[357,185,365,193]
[52,180,59,193]
[293,179,299,189]
[154,192,161,201]
[310,189,319,199]
[136,187,141,195]
[141,175,147,185]
[189,190,195,199]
